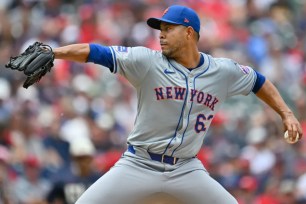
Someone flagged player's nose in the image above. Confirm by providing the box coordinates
[159,31,165,39]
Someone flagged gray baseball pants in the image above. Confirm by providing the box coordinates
[75,148,238,204]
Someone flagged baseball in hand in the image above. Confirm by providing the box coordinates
[284,130,299,144]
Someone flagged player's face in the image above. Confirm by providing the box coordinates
[159,22,187,58]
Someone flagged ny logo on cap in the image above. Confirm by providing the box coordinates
[184,18,189,23]
[163,8,169,16]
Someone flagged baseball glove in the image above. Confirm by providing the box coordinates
[5,41,54,89]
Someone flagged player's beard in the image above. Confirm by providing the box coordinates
[162,49,175,58]
[162,40,184,59]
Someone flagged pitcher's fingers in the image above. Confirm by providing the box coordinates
[297,124,303,139]
[292,124,298,141]
[288,125,294,140]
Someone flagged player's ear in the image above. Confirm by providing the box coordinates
[186,26,194,40]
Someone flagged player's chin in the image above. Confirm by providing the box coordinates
[161,50,172,58]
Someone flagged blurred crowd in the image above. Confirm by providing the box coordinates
[0,0,305,203]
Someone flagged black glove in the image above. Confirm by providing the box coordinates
[5,41,55,88]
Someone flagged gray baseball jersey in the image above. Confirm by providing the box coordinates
[75,46,254,204]
[109,46,256,158]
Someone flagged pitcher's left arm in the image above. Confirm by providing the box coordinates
[255,79,303,142]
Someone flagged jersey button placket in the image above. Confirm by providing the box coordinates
[183,77,192,125]
[188,75,193,103]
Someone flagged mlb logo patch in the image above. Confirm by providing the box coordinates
[117,46,128,52]
[239,65,250,75]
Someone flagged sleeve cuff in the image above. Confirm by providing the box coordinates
[252,71,266,93]
[87,44,114,72]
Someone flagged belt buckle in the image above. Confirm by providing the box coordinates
[161,154,165,163]
[173,157,177,165]
[161,154,177,165]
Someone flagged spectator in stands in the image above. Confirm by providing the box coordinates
[47,138,102,204]
[12,155,51,204]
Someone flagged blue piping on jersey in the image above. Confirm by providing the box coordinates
[247,69,257,95]
[250,71,257,94]
[110,47,118,73]
[171,55,211,156]
[162,60,189,155]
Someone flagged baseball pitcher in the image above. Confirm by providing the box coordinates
[6,5,303,204]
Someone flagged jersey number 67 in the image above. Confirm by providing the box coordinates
[195,114,213,133]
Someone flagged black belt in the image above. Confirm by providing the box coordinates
[128,145,179,165]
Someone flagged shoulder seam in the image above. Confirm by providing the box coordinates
[133,47,155,87]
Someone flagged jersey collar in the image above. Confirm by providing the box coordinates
[168,53,210,75]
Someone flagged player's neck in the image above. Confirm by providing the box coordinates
[174,48,201,69]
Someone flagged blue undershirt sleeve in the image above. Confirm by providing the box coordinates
[252,71,266,93]
[87,44,114,72]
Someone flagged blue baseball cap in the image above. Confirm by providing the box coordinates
[147,5,200,33]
